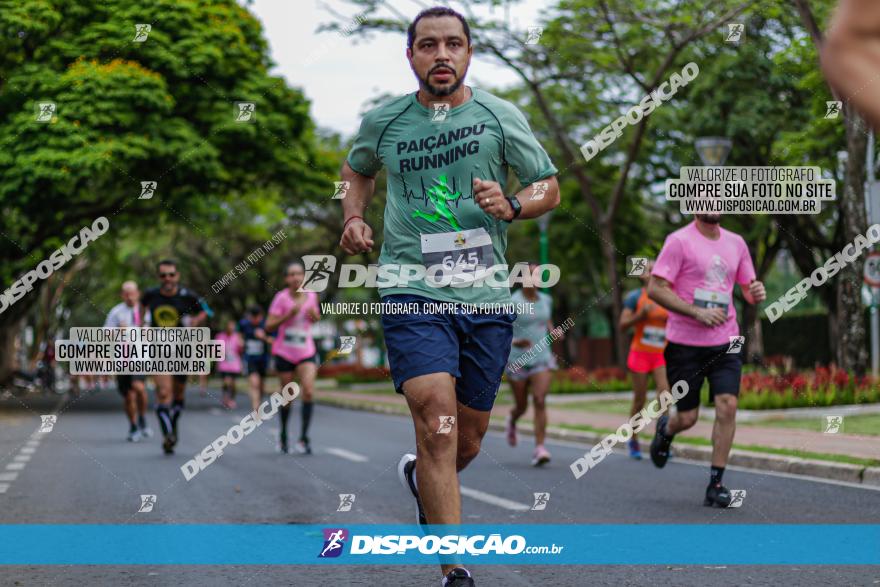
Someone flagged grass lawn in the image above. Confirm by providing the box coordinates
[745,413,880,436]
[549,399,633,415]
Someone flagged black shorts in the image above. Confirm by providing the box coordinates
[117,374,146,396]
[219,371,240,379]
[245,357,268,377]
[664,341,742,412]
[273,353,317,373]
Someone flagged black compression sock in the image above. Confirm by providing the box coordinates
[300,402,313,442]
[710,466,725,486]
[279,404,291,437]
[138,415,147,429]
[156,405,172,436]
[171,399,184,425]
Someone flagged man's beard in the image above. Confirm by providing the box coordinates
[697,213,721,224]
[418,64,466,97]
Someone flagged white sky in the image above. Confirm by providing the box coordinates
[249,0,546,136]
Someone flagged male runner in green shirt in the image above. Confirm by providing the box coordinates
[339,7,559,586]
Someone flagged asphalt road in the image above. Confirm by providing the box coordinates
[1,387,878,586]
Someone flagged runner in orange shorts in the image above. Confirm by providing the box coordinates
[619,258,669,459]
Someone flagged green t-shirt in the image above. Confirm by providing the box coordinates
[508,289,553,366]
[347,87,557,305]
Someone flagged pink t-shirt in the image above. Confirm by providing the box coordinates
[216,332,243,373]
[652,222,756,347]
[269,289,319,363]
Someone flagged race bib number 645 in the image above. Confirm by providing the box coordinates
[421,227,493,285]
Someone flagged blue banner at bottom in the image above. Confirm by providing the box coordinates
[0,524,877,565]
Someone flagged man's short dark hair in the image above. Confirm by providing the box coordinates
[157,259,177,271]
[407,6,471,49]
[247,304,263,316]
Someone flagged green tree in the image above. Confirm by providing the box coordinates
[0,0,334,381]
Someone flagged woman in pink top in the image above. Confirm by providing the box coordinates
[266,261,321,454]
[216,320,243,409]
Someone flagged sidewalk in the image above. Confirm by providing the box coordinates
[318,390,880,462]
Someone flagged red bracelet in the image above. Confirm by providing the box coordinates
[343,216,364,230]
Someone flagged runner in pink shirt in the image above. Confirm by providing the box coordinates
[266,262,321,454]
[647,213,766,507]
[215,320,243,409]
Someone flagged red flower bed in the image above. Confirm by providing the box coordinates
[554,366,626,383]
[737,365,878,409]
[741,366,870,395]
[318,363,390,381]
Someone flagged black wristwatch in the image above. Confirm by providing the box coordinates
[506,196,522,220]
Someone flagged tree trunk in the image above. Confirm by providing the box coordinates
[0,321,19,383]
[600,222,626,366]
[742,302,764,363]
[838,110,869,375]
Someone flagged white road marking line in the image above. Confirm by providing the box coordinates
[0,484,9,493]
[6,463,25,471]
[20,447,36,454]
[0,473,18,482]
[324,447,369,463]
[460,486,531,511]
[25,441,40,447]
[13,455,30,462]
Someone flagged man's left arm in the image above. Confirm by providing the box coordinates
[187,293,208,327]
[475,175,559,221]
[736,244,765,305]
[476,105,560,221]
[740,281,766,305]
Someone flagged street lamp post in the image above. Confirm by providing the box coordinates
[536,211,552,293]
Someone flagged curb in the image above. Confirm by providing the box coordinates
[317,397,879,487]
